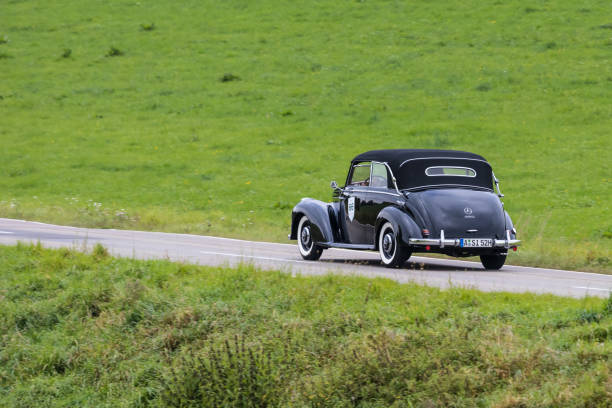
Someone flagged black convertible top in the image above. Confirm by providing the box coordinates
[352,149,487,173]
[351,149,493,191]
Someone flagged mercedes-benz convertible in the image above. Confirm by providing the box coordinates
[289,149,520,270]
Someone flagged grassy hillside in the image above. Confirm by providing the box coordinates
[0,0,610,271]
[0,243,611,407]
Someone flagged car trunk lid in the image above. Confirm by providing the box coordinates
[413,188,506,239]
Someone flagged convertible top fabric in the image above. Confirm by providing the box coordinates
[352,149,493,191]
[352,149,487,172]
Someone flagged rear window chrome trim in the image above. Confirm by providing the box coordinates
[399,157,490,168]
[402,184,494,192]
[425,166,477,178]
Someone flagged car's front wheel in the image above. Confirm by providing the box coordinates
[378,222,410,268]
[480,254,506,270]
[297,215,323,261]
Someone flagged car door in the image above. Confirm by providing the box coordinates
[360,162,401,244]
[341,162,372,244]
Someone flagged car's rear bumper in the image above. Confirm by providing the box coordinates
[408,229,520,249]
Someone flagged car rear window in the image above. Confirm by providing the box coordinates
[425,166,476,177]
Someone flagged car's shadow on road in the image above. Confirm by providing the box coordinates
[319,258,484,272]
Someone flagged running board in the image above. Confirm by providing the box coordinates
[319,242,376,250]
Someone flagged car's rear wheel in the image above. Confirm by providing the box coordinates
[378,222,410,268]
[480,254,506,270]
[297,215,323,261]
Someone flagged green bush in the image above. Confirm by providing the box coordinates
[105,46,123,57]
[162,337,287,407]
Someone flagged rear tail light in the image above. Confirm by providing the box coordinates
[425,245,431,251]
[512,247,517,252]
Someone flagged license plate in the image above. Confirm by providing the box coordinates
[460,238,492,248]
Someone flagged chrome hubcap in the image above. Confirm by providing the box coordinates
[383,232,394,257]
[301,225,311,248]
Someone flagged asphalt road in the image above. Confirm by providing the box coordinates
[1,218,610,298]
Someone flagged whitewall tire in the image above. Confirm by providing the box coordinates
[378,222,410,268]
[297,215,323,261]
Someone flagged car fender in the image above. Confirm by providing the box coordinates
[375,206,422,248]
[290,198,334,244]
[504,211,517,239]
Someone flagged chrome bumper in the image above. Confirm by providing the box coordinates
[408,230,520,249]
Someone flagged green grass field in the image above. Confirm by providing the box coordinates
[0,0,610,271]
[1,243,611,407]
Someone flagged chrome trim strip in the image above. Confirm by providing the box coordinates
[495,239,520,248]
[370,190,401,197]
[348,188,400,197]
[408,237,521,248]
[402,184,494,192]
[409,237,461,246]
[425,166,477,178]
[399,157,490,168]
[493,172,504,197]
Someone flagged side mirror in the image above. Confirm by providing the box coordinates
[330,180,343,199]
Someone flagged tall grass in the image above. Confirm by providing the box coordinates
[1,244,610,407]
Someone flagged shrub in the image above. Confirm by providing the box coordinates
[603,294,612,316]
[140,23,156,31]
[92,243,109,259]
[105,46,124,57]
[475,82,491,92]
[219,73,240,82]
[272,200,291,210]
[577,309,601,324]
[161,337,287,407]
[544,41,557,49]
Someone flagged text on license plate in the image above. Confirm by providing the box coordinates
[460,238,492,248]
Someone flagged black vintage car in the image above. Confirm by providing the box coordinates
[289,149,520,269]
